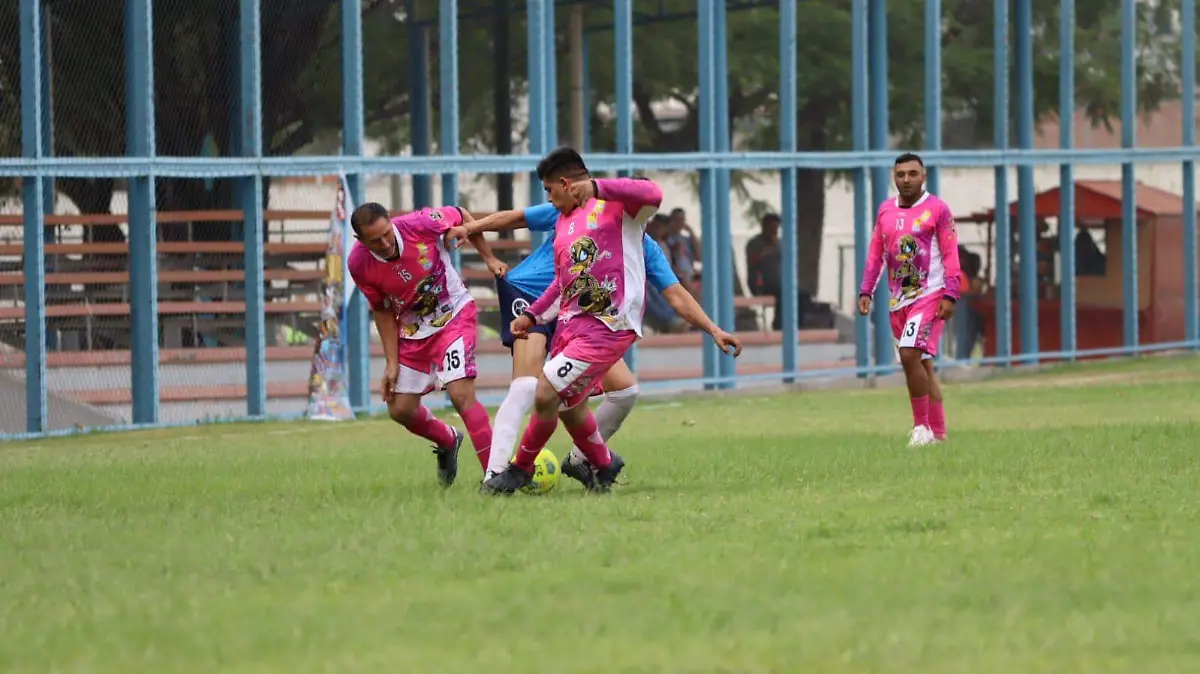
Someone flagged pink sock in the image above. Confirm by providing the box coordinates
[458,401,493,470]
[514,415,558,472]
[910,396,930,429]
[929,400,946,439]
[565,410,612,469]
[401,405,457,449]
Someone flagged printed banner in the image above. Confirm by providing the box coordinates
[303,176,356,421]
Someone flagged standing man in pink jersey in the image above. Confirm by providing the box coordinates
[482,147,742,494]
[347,202,497,487]
[858,153,962,447]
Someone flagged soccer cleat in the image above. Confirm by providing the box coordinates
[561,451,596,488]
[433,427,463,487]
[480,464,533,495]
[907,425,936,447]
[589,451,626,493]
[478,470,501,494]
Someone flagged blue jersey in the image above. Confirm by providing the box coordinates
[504,202,679,298]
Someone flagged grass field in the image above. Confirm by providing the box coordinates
[3,356,1200,673]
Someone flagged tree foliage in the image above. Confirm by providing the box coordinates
[0,0,1190,293]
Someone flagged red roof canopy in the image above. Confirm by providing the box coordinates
[962,180,1191,223]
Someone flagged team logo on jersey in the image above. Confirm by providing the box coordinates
[429,209,443,221]
[511,297,530,317]
[587,202,604,229]
[416,242,432,270]
[568,237,606,274]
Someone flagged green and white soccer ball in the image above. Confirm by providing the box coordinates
[519,449,560,495]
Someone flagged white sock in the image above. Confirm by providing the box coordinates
[571,385,639,463]
[487,376,538,475]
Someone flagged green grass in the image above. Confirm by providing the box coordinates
[4,355,1200,673]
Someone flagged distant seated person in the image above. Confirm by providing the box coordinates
[745,213,783,331]
[665,208,702,296]
[642,214,687,333]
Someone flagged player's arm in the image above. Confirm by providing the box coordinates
[349,261,400,403]
[457,209,507,276]
[372,307,400,402]
[857,216,886,315]
[934,207,962,319]
[569,177,663,222]
[661,284,742,357]
[447,203,558,245]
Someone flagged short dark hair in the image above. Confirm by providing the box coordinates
[894,152,924,167]
[762,213,781,224]
[350,202,390,236]
[536,146,588,181]
[651,213,670,224]
[670,208,685,217]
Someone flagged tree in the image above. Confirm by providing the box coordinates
[579,0,1187,296]
[0,0,1187,294]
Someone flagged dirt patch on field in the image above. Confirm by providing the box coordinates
[978,369,1200,391]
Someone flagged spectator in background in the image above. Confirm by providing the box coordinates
[745,213,783,331]
[955,246,985,359]
[643,214,687,333]
[665,208,702,296]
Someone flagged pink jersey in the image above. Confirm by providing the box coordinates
[860,192,962,312]
[347,206,474,340]
[528,178,663,336]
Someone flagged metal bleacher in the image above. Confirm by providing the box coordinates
[0,207,845,424]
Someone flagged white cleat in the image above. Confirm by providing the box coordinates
[907,425,936,447]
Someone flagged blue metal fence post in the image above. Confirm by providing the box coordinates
[582,30,592,153]
[526,0,546,246]
[1120,0,1139,349]
[714,0,735,389]
[923,0,941,198]
[851,0,870,378]
[342,0,370,412]
[238,0,266,417]
[542,0,556,150]
[126,0,159,425]
[439,0,461,269]
[19,0,46,433]
[1015,0,1038,363]
[1183,0,1198,348]
[698,0,720,389]
[408,0,432,209]
[614,0,638,371]
[39,0,55,336]
[779,0,798,383]
[1058,0,1077,360]
[993,0,1013,364]
[868,0,892,372]
[924,0,946,360]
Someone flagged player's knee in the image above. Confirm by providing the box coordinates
[605,383,639,406]
[446,386,476,413]
[533,378,560,413]
[898,347,924,369]
[387,397,420,425]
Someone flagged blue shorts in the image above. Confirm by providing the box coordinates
[496,276,557,349]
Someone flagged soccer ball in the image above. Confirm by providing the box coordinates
[519,449,560,495]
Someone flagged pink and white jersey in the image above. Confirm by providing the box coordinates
[528,178,663,336]
[347,206,474,340]
[860,192,962,312]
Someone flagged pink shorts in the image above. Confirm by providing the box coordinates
[543,319,637,409]
[890,292,946,358]
[394,303,478,395]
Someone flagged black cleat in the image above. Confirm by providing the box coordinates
[433,427,463,487]
[480,463,533,495]
[561,452,596,489]
[588,451,626,493]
